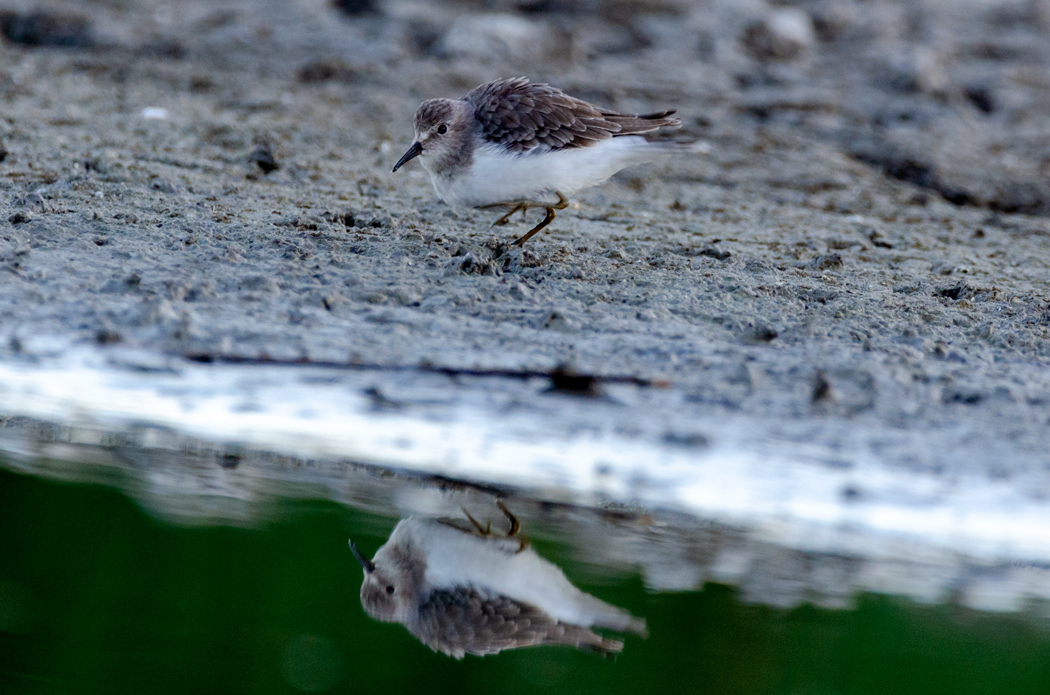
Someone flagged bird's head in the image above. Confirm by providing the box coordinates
[350,539,419,624]
[392,98,474,173]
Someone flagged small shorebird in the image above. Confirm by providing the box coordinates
[350,502,646,658]
[392,77,687,246]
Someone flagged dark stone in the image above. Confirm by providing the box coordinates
[988,182,1050,216]
[662,432,710,448]
[879,156,938,189]
[547,365,602,397]
[297,59,355,84]
[750,325,779,343]
[140,38,186,60]
[963,85,995,114]
[249,146,279,174]
[150,179,177,194]
[934,284,998,302]
[812,370,832,403]
[849,140,1050,216]
[699,246,731,261]
[811,253,843,270]
[0,10,93,48]
[95,329,123,345]
[331,0,379,16]
[515,0,575,14]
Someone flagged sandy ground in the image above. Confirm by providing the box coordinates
[2,0,1050,486]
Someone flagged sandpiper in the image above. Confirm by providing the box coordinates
[392,77,688,246]
[350,502,646,658]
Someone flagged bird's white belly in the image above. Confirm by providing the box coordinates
[425,138,673,209]
[401,518,618,628]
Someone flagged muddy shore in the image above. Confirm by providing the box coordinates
[2,0,1050,485]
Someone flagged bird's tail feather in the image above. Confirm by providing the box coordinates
[605,109,681,135]
[551,624,625,656]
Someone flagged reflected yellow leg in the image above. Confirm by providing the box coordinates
[462,507,491,537]
[496,500,520,537]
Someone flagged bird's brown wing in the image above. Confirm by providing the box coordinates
[466,77,680,153]
[412,587,624,659]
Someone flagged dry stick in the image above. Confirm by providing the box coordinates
[180,352,670,388]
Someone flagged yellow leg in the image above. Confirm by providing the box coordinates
[512,208,554,246]
[510,192,569,247]
[487,203,527,228]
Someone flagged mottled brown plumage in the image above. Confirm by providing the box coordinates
[415,587,625,659]
[465,77,681,153]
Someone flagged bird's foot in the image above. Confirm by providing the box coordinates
[510,192,568,246]
[486,203,527,228]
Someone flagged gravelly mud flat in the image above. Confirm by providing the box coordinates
[2,0,1050,491]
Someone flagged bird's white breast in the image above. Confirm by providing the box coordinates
[424,137,677,209]
[392,517,632,629]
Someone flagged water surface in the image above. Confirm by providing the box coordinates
[2,458,1049,695]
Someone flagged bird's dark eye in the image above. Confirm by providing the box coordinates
[386,585,395,595]
[437,125,447,135]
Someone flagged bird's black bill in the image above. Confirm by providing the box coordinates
[349,540,375,574]
[391,142,423,172]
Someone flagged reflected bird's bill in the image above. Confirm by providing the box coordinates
[350,503,646,659]
[349,539,375,573]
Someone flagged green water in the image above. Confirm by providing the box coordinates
[1,467,1049,695]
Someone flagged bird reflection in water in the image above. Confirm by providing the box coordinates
[349,501,646,658]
